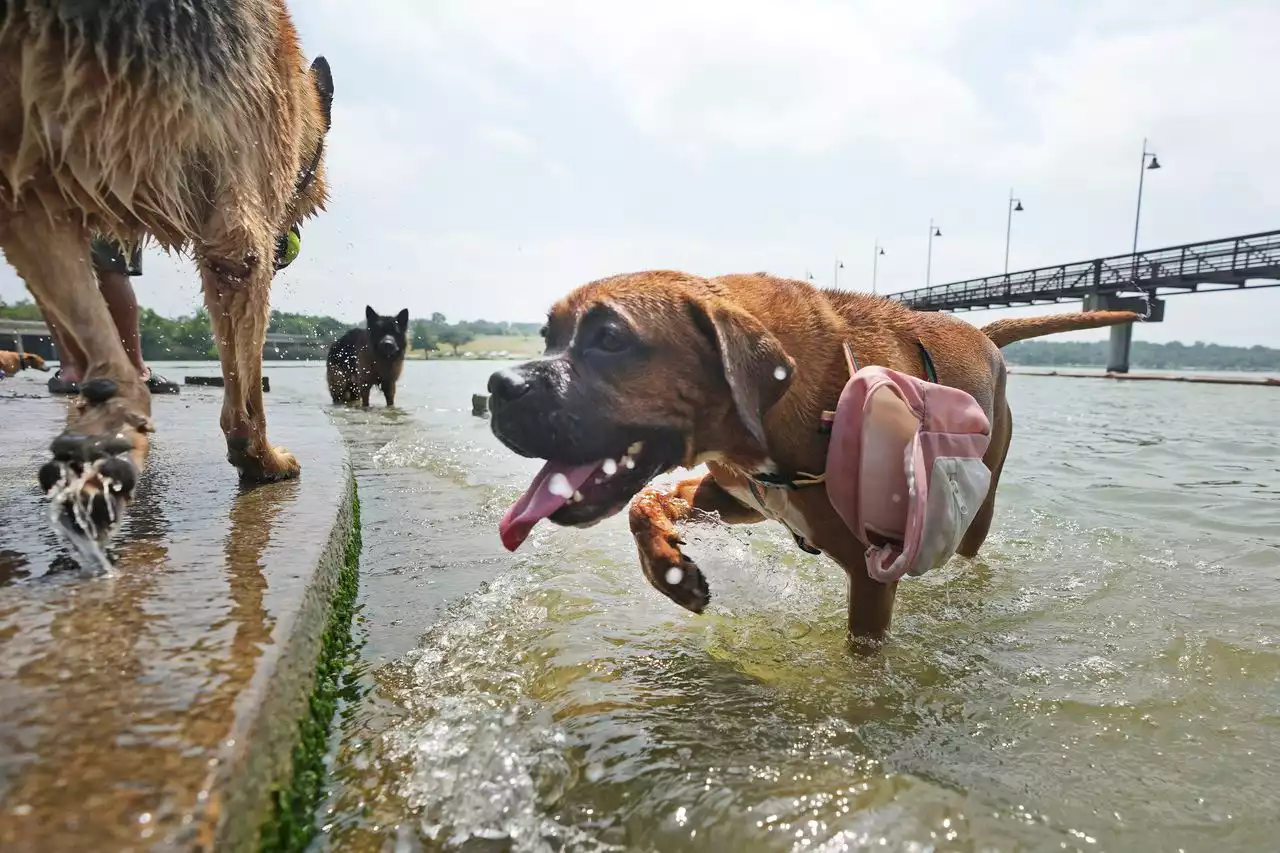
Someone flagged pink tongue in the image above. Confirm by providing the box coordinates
[500,460,603,551]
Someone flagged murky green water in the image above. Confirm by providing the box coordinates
[230,361,1278,852]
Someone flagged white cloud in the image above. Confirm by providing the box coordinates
[3,0,1278,349]
[475,124,536,157]
[333,0,1009,162]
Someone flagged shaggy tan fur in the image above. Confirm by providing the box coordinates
[0,0,334,552]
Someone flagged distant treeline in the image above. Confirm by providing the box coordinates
[1003,339,1280,371]
[0,299,542,361]
[11,295,1271,371]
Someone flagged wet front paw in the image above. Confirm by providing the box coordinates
[636,530,711,613]
[39,442,140,572]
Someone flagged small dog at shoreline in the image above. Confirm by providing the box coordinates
[0,351,48,377]
[326,306,409,407]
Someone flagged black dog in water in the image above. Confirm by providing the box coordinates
[327,306,409,407]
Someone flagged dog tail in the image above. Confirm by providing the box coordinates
[981,310,1140,348]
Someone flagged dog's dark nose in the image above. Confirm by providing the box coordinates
[488,367,530,403]
[377,336,398,356]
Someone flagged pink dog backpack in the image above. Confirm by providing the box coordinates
[823,343,993,583]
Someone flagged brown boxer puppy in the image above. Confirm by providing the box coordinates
[487,271,1138,645]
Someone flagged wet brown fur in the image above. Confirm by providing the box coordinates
[0,349,48,374]
[540,271,1138,646]
[0,1,333,538]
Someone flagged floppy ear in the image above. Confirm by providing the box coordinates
[690,299,795,451]
[395,308,409,332]
[365,305,378,327]
[310,56,334,131]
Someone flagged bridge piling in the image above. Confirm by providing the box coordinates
[1083,292,1164,374]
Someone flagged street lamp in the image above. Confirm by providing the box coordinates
[1132,138,1161,260]
[871,241,885,294]
[925,219,942,287]
[1004,189,1024,274]
[833,258,844,288]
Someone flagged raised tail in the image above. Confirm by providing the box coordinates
[981,310,1140,348]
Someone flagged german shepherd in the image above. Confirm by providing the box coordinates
[0,1,334,562]
[327,306,410,407]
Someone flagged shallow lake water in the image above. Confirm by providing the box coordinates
[172,360,1280,852]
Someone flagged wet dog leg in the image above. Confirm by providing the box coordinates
[199,222,299,483]
[958,373,1012,558]
[629,474,764,612]
[0,213,150,562]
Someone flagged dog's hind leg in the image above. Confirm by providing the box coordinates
[958,387,1012,559]
[199,222,299,483]
[0,212,150,560]
[629,475,765,613]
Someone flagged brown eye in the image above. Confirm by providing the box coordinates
[594,325,628,353]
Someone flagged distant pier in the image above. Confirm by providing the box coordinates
[1011,368,1279,387]
[891,229,1280,374]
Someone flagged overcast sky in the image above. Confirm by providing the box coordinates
[2,0,1277,345]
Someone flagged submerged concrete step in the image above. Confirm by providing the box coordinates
[0,390,359,852]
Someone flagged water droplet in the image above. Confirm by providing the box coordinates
[547,473,573,498]
[665,567,684,585]
[601,459,617,476]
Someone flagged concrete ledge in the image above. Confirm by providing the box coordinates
[0,390,359,852]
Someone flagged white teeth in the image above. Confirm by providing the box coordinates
[571,490,583,503]
[627,441,644,455]
[624,457,636,469]
[664,567,684,585]
[547,473,574,498]
[601,458,618,476]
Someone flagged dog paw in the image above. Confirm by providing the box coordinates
[637,531,711,613]
[39,448,140,573]
[39,385,151,570]
[227,438,301,483]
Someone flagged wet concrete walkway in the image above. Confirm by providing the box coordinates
[0,388,356,852]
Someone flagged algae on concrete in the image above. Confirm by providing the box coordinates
[259,488,363,853]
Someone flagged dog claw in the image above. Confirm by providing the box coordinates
[81,378,118,403]
[97,456,137,494]
[38,461,64,494]
[51,432,134,462]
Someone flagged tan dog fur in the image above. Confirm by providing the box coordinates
[0,350,48,375]
[0,1,332,545]
[529,271,1138,645]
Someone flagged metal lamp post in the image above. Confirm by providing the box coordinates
[1132,138,1162,269]
[1004,189,1024,274]
[871,241,885,294]
[925,219,942,286]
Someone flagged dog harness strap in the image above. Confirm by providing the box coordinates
[917,340,938,383]
[753,341,937,491]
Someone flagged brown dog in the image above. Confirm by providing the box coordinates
[0,1,333,558]
[0,350,48,376]
[487,271,1139,645]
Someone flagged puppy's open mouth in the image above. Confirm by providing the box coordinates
[500,438,674,551]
